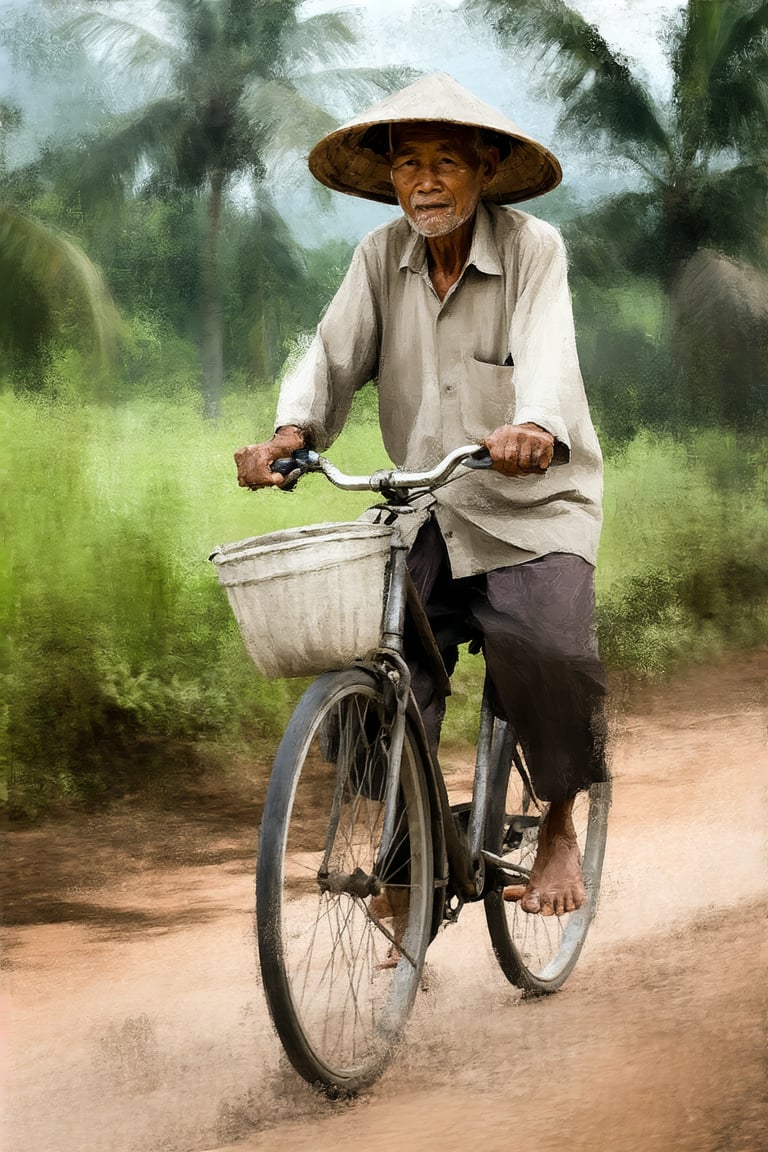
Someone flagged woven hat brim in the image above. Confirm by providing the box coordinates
[306,71,563,205]
[309,118,562,206]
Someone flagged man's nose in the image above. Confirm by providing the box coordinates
[412,163,443,189]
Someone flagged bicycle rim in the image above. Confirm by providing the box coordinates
[257,669,433,1094]
[485,741,610,994]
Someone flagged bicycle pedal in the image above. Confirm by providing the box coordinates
[509,815,541,829]
[443,892,465,923]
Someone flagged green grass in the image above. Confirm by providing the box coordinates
[597,431,768,674]
[2,389,767,812]
[0,388,391,811]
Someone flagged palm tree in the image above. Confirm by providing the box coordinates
[0,103,122,390]
[58,0,410,416]
[467,0,768,422]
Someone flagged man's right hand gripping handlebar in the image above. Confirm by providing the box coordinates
[235,425,306,490]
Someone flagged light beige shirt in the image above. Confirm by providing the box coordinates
[276,201,603,578]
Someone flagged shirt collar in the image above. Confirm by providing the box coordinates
[398,201,503,278]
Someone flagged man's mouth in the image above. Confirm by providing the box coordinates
[412,202,451,212]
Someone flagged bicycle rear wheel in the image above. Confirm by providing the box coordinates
[484,731,610,994]
[257,668,434,1094]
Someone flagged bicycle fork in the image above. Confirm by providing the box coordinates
[315,541,413,894]
[375,540,412,868]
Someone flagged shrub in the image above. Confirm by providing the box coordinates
[2,393,766,811]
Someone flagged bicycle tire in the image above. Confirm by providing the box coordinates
[484,730,610,994]
[256,668,434,1094]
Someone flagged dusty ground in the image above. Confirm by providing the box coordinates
[4,653,768,1152]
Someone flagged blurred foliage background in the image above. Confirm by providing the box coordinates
[2,0,767,814]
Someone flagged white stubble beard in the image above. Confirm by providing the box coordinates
[405,194,481,238]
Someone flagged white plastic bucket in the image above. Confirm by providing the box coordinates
[210,521,394,678]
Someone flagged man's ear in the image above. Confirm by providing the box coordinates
[482,147,500,187]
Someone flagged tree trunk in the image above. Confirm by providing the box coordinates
[200,171,225,419]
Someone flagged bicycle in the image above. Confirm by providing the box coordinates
[210,444,610,1096]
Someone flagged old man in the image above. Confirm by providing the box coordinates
[235,72,606,917]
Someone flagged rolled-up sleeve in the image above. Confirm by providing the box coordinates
[509,219,582,455]
[275,243,380,450]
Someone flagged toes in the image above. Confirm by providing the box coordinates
[521,888,541,914]
[519,880,586,916]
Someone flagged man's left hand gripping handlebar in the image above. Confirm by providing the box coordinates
[234,424,305,489]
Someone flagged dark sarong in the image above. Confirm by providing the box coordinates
[405,516,607,803]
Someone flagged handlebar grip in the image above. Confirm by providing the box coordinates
[270,458,300,493]
[271,449,316,492]
[272,457,298,476]
[463,448,493,470]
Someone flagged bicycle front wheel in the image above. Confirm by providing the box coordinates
[484,735,610,994]
[256,668,434,1094]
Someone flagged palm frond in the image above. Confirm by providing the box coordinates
[241,79,337,159]
[709,0,768,72]
[0,203,124,360]
[64,8,177,70]
[673,0,733,85]
[562,190,662,283]
[280,10,357,72]
[292,66,420,121]
[672,0,768,154]
[689,163,768,265]
[467,0,671,162]
[65,99,190,200]
[241,194,307,286]
[707,66,768,153]
[708,0,768,153]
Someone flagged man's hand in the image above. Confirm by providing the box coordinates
[483,422,555,477]
[234,425,305,489]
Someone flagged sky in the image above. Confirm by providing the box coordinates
[1,0,686,243]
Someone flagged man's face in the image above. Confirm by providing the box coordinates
[389,124,498,238]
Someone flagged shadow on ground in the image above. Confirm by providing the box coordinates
[4,785,263,929]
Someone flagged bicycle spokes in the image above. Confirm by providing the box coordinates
[257,673,433,1091]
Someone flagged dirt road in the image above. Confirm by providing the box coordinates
[5,655,768,1152]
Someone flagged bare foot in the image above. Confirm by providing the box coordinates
[503,799,585,916]
[369,887,409,968]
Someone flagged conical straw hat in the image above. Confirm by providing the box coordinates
[308,72,562,205]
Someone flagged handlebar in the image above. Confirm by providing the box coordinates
[272,444,493,493]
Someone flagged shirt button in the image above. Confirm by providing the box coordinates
[445,384,454,393]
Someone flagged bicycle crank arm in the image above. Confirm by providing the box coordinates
[480,850,532,882]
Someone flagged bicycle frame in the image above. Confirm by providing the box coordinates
[269,444,540,920]
[369,528,531,925]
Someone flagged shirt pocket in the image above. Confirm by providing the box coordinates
[460,357,516,440]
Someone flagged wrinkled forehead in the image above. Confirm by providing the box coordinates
[389,122,478,156]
